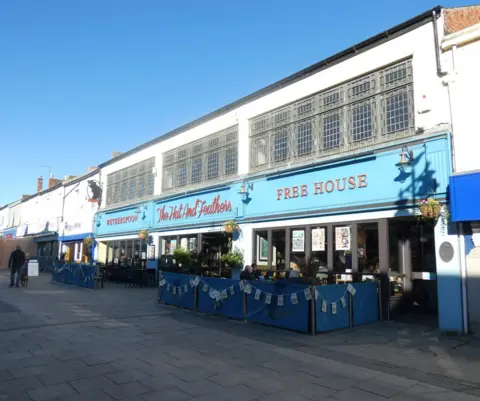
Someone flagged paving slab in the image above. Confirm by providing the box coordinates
[1,273,480,401]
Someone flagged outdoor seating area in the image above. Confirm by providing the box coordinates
[52,263,157,289]
[101,265,156,287]
[159,272,379,334]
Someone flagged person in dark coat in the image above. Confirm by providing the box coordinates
[239,265,254,281]
[9,245,26,288]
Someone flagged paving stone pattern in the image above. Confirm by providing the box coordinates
[1,273,480,400]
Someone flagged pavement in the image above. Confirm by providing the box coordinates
[1,273,480,401]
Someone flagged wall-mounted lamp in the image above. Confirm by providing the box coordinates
[399,146,414,166]
[238,180,253,200]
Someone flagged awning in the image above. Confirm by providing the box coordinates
[450,171,480,222]
[34,232,58,243]
[59,233,93,242]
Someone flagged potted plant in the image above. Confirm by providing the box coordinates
[138,229,149,240]
[221,248,244,268]
[223,220,241,234]
[221,248,244,279]
[173,247,191,267]
[418,198,442,220]
[83,236,94,247]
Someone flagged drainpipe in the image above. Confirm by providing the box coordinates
[432,9,447,77]
[459,223,469,333]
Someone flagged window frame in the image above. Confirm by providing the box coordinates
[249,59,414,172]
[106,157,156,207]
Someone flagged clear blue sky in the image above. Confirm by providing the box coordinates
[0,0,471,206]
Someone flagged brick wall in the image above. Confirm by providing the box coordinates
[445,6,480,34]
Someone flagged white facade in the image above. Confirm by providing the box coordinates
[20,185,64,236]
[99,13,451,207]
[61,172,100,238]
[0,205,9,233]
[441,23,480,332]
[441,23,480,173]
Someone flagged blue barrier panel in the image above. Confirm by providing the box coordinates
[315,284,350,333]
[352,281,378,326]
[246,281,310,333]
[53,263,96,289]
[197,277,244,319]
[160,272,195,310]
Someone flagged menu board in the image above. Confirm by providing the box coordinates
[311,228,325,251]
[335,226,351,251]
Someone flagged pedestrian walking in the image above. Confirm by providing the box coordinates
[8,245,26,288]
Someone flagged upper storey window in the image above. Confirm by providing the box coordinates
[162,126,238,193]
[249,59,414,171]
[106,158,155,207]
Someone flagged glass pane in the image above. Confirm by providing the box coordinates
[113,183,121,204]
[252,137,268,167]
[176,162,187,187]
[351,103,372,142]
[119,241,126,266]
[163,167,174,190]
[273,128,288,162]
[125,240,133,265]
[296,121,312,156]
[120,181,128,201]
[411,224,435,273]
[358,222,379,275]
[146,173,154,195]
[386,91,409,133]
[311,226,328,275]
[113,241,120,265]
[224,146,237,176]
[272,229,286,273]
[106,185,113,205]
[255,231,268,269]
[128,177,137,199]
[137,174,146,197]
[323,113,341,149]
[290,229,305,273]
[333,225,352,274]
[141,240,148,260]
[191,157,202,184]
[207,152,219,180]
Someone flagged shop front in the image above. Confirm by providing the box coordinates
[240,134,460,331]
[94,204,156,285]
[30,218,60,272]
[450,170,480,333]
[58,222,94,264]
[153,187,241,277]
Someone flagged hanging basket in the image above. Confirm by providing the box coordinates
[223,220,241,234]
[83,236,94,246]
[418,198,442,221]
[138,230,149,240]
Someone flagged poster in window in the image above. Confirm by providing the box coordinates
[292,230,305,252]
[180,238,188,250]
[311,228,325,251]
[335,226,351,251]
[188,237,197,252]
[168,240,176,255]
[258,236,268,261]
[148,245,155,260]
